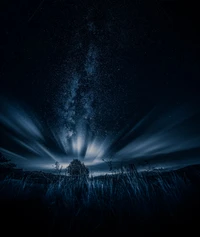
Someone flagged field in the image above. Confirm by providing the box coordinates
[1,165,200,235]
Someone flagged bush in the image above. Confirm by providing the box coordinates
[67,159,89,177]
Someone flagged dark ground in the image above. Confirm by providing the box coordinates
[1,164,200,235]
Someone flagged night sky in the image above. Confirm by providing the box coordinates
[0,0,200,175]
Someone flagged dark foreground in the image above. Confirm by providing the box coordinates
[1,165,200,235]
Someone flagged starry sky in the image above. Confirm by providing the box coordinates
[0,0,200,175]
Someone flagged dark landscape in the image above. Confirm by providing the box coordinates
[1,152,200,234]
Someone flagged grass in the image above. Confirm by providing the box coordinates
[0,165,200,234]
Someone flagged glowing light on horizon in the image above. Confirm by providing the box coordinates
[0,98,200,174]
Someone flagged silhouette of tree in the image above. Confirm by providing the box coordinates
[67,159,89,177]
[0,152,17,170]
[0,152,21,179]
[53,161,63,175]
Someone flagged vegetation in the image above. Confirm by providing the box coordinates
[0,155,200,234]
[67,159,89,177]
[0,152,23,179]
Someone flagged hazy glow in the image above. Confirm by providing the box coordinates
[72,135,83,156]
[0,98,200,174]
